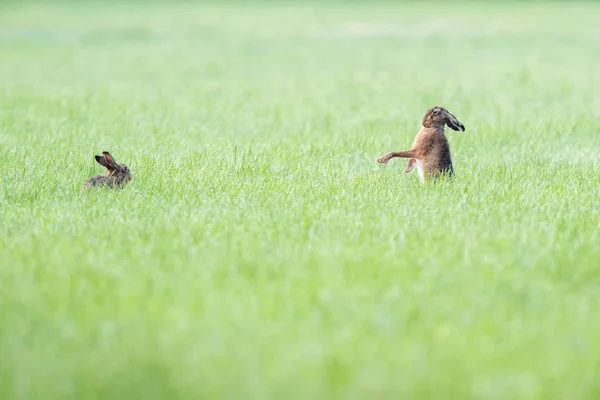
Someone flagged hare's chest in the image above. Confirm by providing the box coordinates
[416,159,425,183]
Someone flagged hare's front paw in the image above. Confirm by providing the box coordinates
[377,155,390,164]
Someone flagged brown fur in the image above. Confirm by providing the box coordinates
[376,106,465,182]
[82,151,132,190]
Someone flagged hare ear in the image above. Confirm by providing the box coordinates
[102,151,118,167]
[95,155,112,169]
[445,112,465,132]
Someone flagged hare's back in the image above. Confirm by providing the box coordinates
[83,175,109,189]
[423,134,453,175]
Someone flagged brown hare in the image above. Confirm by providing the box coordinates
[377,106,465,183]
[82,151,132,190]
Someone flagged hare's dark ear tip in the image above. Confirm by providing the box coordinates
[94,155,104,162]
[102,151,111,156]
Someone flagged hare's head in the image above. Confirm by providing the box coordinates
[95,151,132,185]
[422,106,465,132]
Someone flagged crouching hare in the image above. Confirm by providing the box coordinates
[377,106,465,183]
[83,151,132,190]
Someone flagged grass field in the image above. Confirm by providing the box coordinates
[1,1,600,399]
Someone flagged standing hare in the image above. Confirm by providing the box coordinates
[82,151,132,190]
[377,106,465,183]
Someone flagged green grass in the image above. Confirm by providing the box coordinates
[1,1,600,399]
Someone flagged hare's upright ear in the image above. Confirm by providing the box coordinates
[95,155,112,169]
[102,151,118,168]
